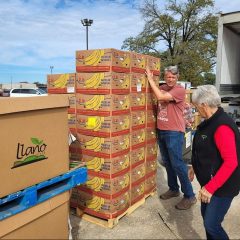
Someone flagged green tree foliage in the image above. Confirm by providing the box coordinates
[122,0,218,86]
[204,72,216,85]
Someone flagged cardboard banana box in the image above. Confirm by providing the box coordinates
[130,146,146,167]
[131,161,146,184]
[130,92,146,111]
[76,48,130,73]
[76,114,130,137]
[68,94,76,114]
[69,139,134,167]
[130,52,147,74]
[131,111,146,130]
[146,127,157,144]
[47,73,76,94]
[131,177,145,205]
[146,74,160,92]
[71,188,130,219]
[79,171,130,197]
[146,109,157,128]
[131,128,146,149]
[80,152,130,178]
[76,72,130,94]
[146,141,158,161]
[146,92,158,110]
[145,157,157,175]
[77,133,130,158]
[131,72,147,93]
[68,113,77,136]
[76,94,130,116]
[146,56,161,76]
[145,170,157,195]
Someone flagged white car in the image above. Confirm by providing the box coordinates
[9,88,48,97]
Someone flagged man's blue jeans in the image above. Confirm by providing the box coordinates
[157,129,195,198]
[201,195,233,240]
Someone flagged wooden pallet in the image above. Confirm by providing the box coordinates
[75,190,156,228]
[76,197,145,228]
[145,189,156,198]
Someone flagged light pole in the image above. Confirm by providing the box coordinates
[81,18,93,50]
[50,66,54,75]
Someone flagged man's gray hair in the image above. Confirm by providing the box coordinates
[164,65,179,75]
[192,85,221,107]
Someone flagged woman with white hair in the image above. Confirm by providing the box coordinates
[189,85,240,239]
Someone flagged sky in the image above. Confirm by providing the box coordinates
[0,0,239,84]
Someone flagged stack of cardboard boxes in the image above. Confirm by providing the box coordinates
[48,73,77,136]
[129,52,159,204]
[47,48,160,220]
[75,49,131,219]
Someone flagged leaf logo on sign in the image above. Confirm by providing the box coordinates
[12,138,48,169]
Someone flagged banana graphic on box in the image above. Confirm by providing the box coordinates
[139,184,145,194]
[136,95,145,106]
[125,192,130,204]
[138,148,145,161]
[119,174,130,188]
[138,113,145,124]
[120,75,130,89]
[140,75,146,87]
[153,61,160,71]
[121,55,130,67]
[86,177,105,192]
[156,61,160,70]
[119,136,129,150]
[86,196,105,211]
[123,175,130,187]
[120,116,130,130]
[140,131,146,142]
[140,95,146,105]
[85,95,105,110]
[139,167,145,177]
[138,58,146,68]
[84,49,105,66]
[85,73,105,89]
[93,117,104,131]
[86,157,104,171]
[84,137,104,152]
[120,97,130,110]
[53,74,69,88]
[120,155,130,169]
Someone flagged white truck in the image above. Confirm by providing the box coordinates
[216,11,240,129]
[216,11,240,95]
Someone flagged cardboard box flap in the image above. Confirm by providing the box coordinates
[0,95,69,115]
[0,192,69,238]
